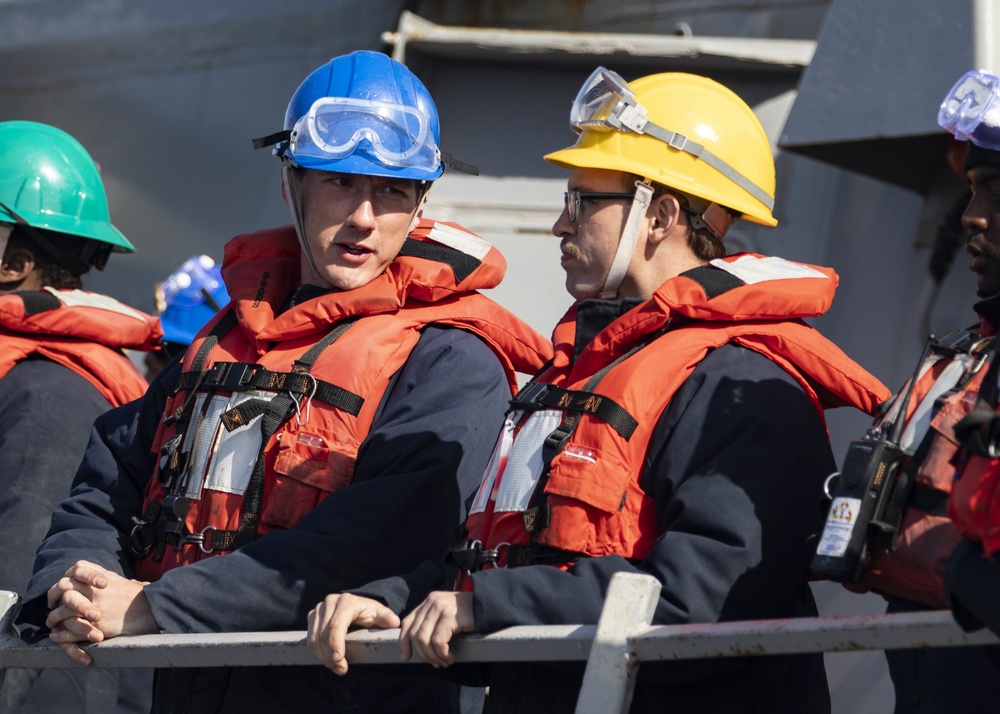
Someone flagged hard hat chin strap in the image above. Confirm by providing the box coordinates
[599,181,654,300]
[281,163,325,285]
[0,223,11,267]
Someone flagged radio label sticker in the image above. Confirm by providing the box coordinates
[816,497,861,558]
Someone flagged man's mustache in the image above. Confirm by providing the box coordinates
[561,241,583,260]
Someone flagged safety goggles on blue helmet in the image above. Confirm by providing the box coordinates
[287,96,441,173]
[568,67,774,212]
[938,70,1000,151]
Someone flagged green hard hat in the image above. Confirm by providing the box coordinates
[0,121,134,252]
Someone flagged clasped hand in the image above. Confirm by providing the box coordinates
[307,591,474,675]
[45,560,155,666]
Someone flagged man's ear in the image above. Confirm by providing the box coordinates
[0,246,37,285]
[646,192,682,246]
[407,190,430,234]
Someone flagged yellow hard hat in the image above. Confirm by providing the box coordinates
[545,70,777,227]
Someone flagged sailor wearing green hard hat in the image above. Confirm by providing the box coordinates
[0,120,135,291]
[0,120,158,714]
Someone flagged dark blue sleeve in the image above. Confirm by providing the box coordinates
[0,360,113,594]
[16,358,175,634]
[945,537,1000,639]
[469,345,835,665]
[142,326,510,633]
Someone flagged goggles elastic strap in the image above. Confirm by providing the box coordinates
[599,181,654,300]
[639,123,775,212]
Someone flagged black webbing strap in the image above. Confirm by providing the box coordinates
[877,423,936,551]
[909,483,950,517]
[175,364,365,417]
[954,345,1000,457]
[173,316,366,417]
[191,316,363,553]
[510,383,638,441]
[138,317,363,558]
[521,330,667,535]
[446,540,588,575]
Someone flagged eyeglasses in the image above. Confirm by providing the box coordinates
[563,190,636,222]
[568,66,774,211]
[938,70,1000,151]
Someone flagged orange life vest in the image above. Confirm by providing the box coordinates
[453,255,889,588]
[948,337,1000,557]
[131,220,551,581]
[856,327,993,607]
[0,288,160,406]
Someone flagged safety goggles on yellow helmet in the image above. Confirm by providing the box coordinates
[570,67,774,212]
[938,70,1000,151]
[288,96,441,172]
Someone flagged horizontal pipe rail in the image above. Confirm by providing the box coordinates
[1,611,995,671]
[3,574,997,714]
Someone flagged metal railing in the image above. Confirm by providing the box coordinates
[1,574,997,714]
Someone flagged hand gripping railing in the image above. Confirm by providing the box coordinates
[1,574,998,714]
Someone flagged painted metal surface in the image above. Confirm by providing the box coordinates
[574,573,661,714]
[386,11,814,69]
[780,0,978,192]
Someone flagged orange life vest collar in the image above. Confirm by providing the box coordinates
[0,288,159,406]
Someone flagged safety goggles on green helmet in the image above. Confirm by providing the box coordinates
[938,70,1000,151]
[569,67,774,212]
[288,96,441,173]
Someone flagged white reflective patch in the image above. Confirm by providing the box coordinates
[180,394,229,499]
[494,410,563,513]
[469,416,516,516]
[44,287,150,321]
[203,390,272,496]
[709,255,829,284]
[427,222,492,260]
[899,354,973,455]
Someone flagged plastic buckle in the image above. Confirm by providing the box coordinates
[206,362,259,390]
[668,132,689,151]
[511,382,551,410]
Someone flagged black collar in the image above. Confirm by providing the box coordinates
[573,298,644,362]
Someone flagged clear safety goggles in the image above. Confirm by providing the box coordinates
[288,96,441,171]
[567,67,774,212]
[938,70,1000,151]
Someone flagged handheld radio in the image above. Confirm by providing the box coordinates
[811,339,933,582]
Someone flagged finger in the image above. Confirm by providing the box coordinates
[45,591,101,628]
[324,596,400,676]
[47,576,89,610]
[64,561,110,589]
[48,617,104,644]
[409,603,450,668]
[57,640,93,667]
[306,600,336,671]
[398,607,421,663]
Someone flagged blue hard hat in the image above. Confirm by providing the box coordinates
[279,51,443,182]
[158,255,230,347]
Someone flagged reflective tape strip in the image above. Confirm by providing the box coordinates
[709,255,829,284]
[900,354,974,455]
[494,410,563,513]
[470,416,516,516]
